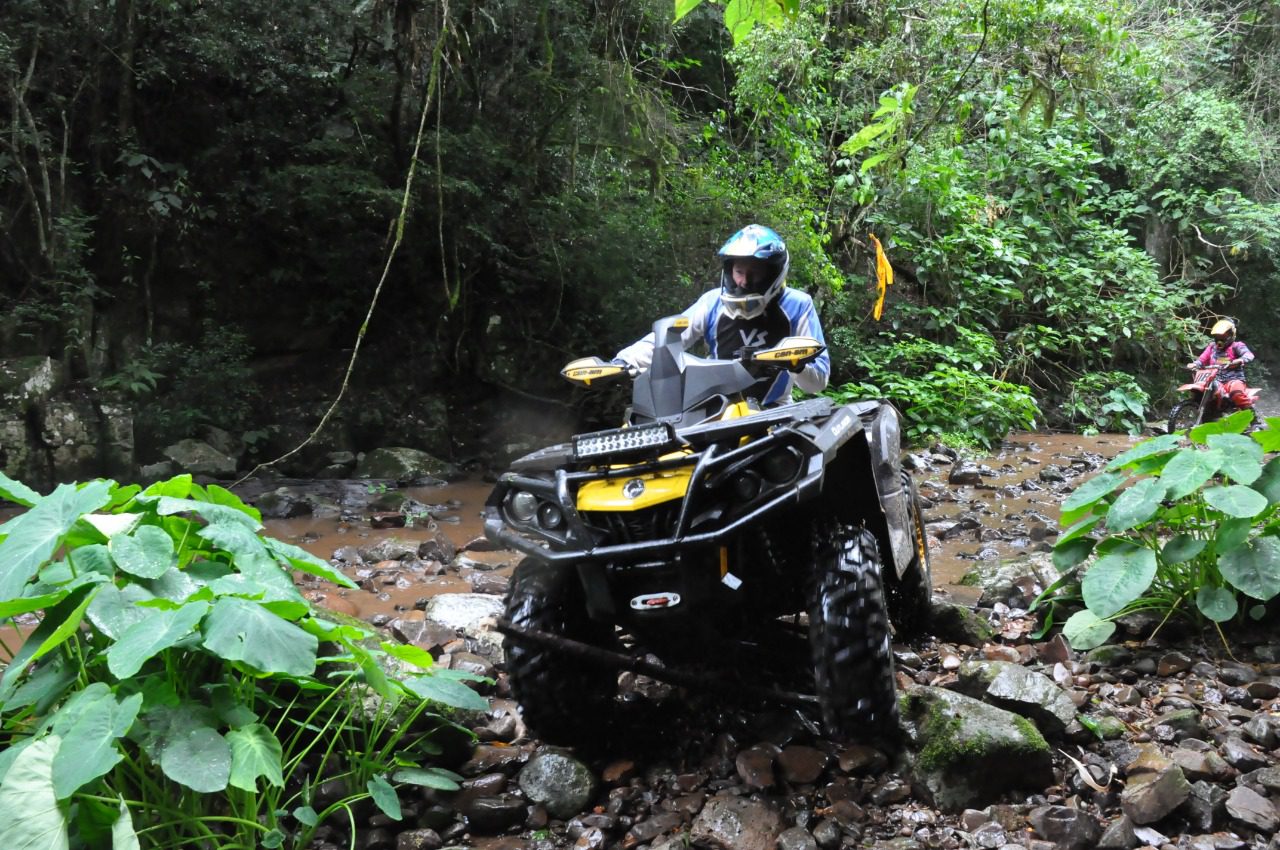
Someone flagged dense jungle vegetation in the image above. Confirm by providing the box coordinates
[2,0,1279,452]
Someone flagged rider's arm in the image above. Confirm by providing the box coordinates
[780,290,831,394]
[1231,342,1255,367]
[612,290,713,372]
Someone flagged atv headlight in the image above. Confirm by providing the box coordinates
[761,447,803,485]
[507,491,538,523]
[537,502,565,530]
[573,423,674,460]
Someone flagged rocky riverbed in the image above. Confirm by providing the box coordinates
[249,434,1280,850]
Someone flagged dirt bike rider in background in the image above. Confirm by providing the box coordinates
[612,224,831,404]
[1187,318,1256,420]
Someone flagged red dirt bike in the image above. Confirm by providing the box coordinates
[1167,363,1261,433]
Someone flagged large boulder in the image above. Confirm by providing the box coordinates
[902,685,1054,811]
[517,748,598,819]
[163,438,237,478]
[956,660,1078,738]
[355,447,455,482]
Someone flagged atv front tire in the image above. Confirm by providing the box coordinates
[1167,400,1201,434]
[503,558,618,745]
[885,472,933,640]
[810,527,899,741]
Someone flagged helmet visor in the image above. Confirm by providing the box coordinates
[725,258,775,295]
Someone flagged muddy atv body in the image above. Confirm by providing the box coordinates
[484,316,932,744]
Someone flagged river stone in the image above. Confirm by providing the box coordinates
[1120,744,1191,824]
[356,447,455,481]
[1028,805,1101,850]
[517,749,598,819]
[1185,780,1228,832]
[255,486,314,519]
[1096,814,1136,849]
[690,794,784,850]
[956,660,1077,738]
[458,794,528,834]
[1170,747,1232,782]
[1226,786,1279,833]
[777,826,819,850]
[163,438,237,477]
[901,685,1053,812]
[927,600,996,645]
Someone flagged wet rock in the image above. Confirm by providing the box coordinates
[517,749,597,819]
[968,821,1006,848]
[355,447,456,482]
[395,829,442,850]
[163,438,237,477]
[423,594,503,642]
[1149,708,1204,741]
[735,743,779,789]
[1096,814,1137,849]
[626,812,683,845]
[777,826,819,850]
[255,486,315,518]
[689,795,784,850]
[1242,715,1279,749]
[574,826,606,850]
[1085,645,1134,668]
[948,466,984,486]
[418,532,457,563]
[467,571,511,595]
[1119,744,1191,824]
[1226,786,1279,833]
[1184,781,1228,832]
[461,743,536,777]
[1157,652,1193,676]
[459,795,528,834]
[837,744,889,776]
[778,745,829,785]
[1221,736,1270,772]
[927,600,996,645]
[1170,747,1233,782]
[1028,805,1101,850]
[811,819,841,849]
[901,686,1054,812]
[956,660,1077,738]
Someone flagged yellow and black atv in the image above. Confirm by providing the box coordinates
[484,316,931,744]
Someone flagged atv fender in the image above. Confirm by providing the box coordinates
[814,401,914,580]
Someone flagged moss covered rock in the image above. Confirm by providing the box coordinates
[902,685,1054,811]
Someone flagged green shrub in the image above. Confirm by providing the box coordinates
[1043,411,1280,650]
[0,473,481,849]
[1056,371,1150,435]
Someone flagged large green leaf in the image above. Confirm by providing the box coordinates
[107,601,211,678]
[1062,609,1116,651]
[0,473,41,508]
[201,598,318,676]
[0,481,113,601]
[1106,478,1166,531]
[1220,537,1280,601]
[1082,544,1157,619]
[266,538,357,589]
[1052,537,1095,572]
[49,688,141,799]
[108,526,176,580]
[226,724,284,791]
[5,657,77,715]
[0,586,97,704]
[86,584,157,641]
[1060,471,1127,519]
[1215,518,1254,556]
[0,589,71,619]
[0,735,69,850]
[1190,409,1252,443]
[1252,419,1280,453]
[111,798,139,850]
[130,702,219,763]
[160,726,231,792]
[1206,434,1264,485]
[1160,448,1225,500]
[142,496,261,530]
[69,544,115,578]
[202,485,262,524]
[1195,586,1238,623]
[1203,485,1268,519]
[1161,534,1207,565]
[402,674,490,711]
[1105,434,1181,472]
[1252,456,1280,505]
[1057,514,1102,546]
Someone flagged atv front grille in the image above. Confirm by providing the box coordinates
[580,503,681,545]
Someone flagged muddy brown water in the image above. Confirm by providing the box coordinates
[259,431,1140,619]
[0,431,1140,631]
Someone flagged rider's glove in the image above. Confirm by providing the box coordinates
[1186,362,1198,370]
[610,358,639,377]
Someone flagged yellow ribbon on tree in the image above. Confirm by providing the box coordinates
[869,233,894,320]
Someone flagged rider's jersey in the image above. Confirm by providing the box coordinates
[614,287,831,405]
[1195,340,1254,384]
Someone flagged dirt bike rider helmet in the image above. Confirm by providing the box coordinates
[718,224,790,320]
[1211,318,1236,346]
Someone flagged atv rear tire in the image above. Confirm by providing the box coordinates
[810,527,899,741]
[885,472,933,640]
[1167,400,1201,434]
[503,558,618,745]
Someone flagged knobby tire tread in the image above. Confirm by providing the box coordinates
[1167,400,1201,435]
[503,559,617,745]
[810,527,900,741]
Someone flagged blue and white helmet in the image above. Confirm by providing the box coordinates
[718,224,789,320]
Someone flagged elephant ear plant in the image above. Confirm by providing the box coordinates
[0,473,484,850]
[1042,410,1280,651]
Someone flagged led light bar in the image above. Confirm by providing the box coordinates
[573,423,674,459]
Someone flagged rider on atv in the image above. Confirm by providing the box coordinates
[1186,318,1256,415]
[612,224,831,404]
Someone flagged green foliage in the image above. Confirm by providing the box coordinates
[1048,412,1280,649]
[1057,372,1150,435]
[825,329,1039,448]
[0,474,476,849]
